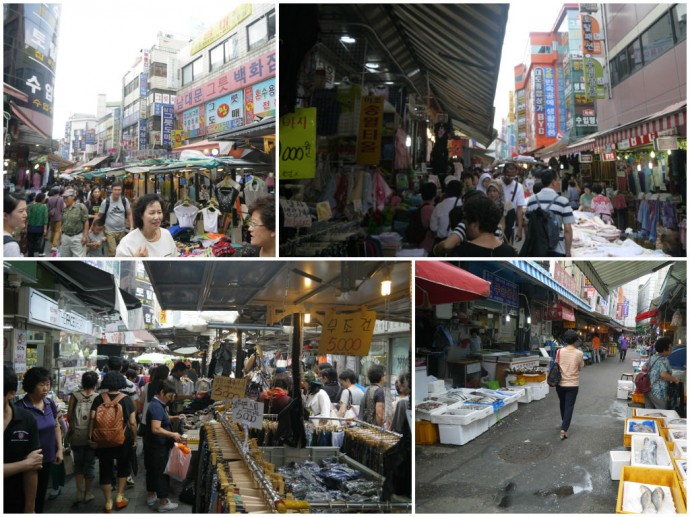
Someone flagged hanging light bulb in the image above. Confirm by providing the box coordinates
[380,265,393,296]
[527,316,532,324]
[637,163,642,172]
[505,314,511,322]
[667,149,672,155]
[650,150,656,158]
[648,161,653,169]
[304,312,311,324]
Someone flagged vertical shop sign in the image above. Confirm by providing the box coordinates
[318,310,377,357]
[279,107,316,179]
[140,73,148,98]
[244,86,254,125]
[161,105,174,147]
[13,330,27,374]
[356,96,384,165]
[543,67,556,138]
[533,68,546,137]
[483,272,519,307]
[251,78,276,120]
[205,90,244,135]
[182,107,202,138]
[138,120,147,150]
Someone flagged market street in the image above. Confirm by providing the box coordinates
[416,354,637,513]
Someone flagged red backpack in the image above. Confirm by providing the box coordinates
[92,393,126,447]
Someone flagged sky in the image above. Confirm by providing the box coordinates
[492,0,565,131]
[50,0,241,138]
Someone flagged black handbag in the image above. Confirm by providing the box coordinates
[547,349,562,387]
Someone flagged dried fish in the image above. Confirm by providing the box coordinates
[651,487,664,513]
[667,418,687,426]
[640,486,654,513]
[640,438,658,465]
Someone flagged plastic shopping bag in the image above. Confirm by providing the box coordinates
[164,442,191,482]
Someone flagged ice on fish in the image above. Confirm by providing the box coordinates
[667,418,687,426]
[632,423,656,434]
[640,438,658,465]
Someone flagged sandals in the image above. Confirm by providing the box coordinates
[560,431,568,440]
[115,495,129,510]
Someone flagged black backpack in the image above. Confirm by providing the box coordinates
[99,196,129,222]
[405,207,427,245]
[519,197,560,257]
[447,197,463,232]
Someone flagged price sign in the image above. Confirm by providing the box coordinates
[13,330,27,374]
[280,198,312,228]
[232,398,264,430]
[318,310,377,357]
[279,107,316,179]
[211,376,247,401]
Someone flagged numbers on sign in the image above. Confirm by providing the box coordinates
[326,337,362,353]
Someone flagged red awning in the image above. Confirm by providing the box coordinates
[635,308,659,323]
[415,261,490,305]
[10,101,51,140]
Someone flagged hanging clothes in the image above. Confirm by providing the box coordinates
[394,128,411,170]
[201,207,220,233]
[637,169,646,193]
[661,200,678,229]
[215,186,239,213]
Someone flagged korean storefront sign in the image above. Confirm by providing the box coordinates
[544,304,575,322]
[190,4,252,55]
[245,77,276,123]
[174,50,275,113]
[13,330,27,374]
[205,90,245,135]
[279,107,316,180]
[483,272,519,307]
[161,105,174,147]
[543,67,557,138]
[318,310,377,357]
[26,289,94,335]
[182,106,202,138]
[138,120,147,150]
[533,68,547,137]
[356,96,384,164]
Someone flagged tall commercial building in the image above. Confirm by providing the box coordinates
[173,4,276,155]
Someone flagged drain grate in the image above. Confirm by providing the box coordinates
[498,443,552,464]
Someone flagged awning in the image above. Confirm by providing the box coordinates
[41,262,141,313]
[171,139,219,153]
[315,4,508,146]
[504,261,591,312]
[10,101,51,140]
[536,138,572,159]
[566,137,596,154]
[574,261,673,297]
[4,82,28,103]
[635,309,659,323]
[208,117,275,141]
[81,155,112,169]
[596,101,686,151]
[33,153,75,169]
[415,261,490,305]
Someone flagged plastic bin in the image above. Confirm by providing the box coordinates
[616,465,686,514]
[633,409,680,420]
[415,400,448,421]
[431,404,493,426]
[416,420,439,445]
[438,418,487,446]
[610,450,631,480]
[624,418,659,447]
[617,380,633,400]
[502,386,530,403]
[495,399,519,421]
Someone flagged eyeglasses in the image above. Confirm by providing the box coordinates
[248,221,265,228]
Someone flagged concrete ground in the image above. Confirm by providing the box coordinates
[43,440,192,514]
[416,351,640,514]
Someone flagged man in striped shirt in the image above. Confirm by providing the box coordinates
[525,169,574,257]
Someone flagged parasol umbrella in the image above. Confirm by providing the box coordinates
[135,352,175,364]
[415,261,490,305]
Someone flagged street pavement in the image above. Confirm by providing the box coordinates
[43,441,192,514]
[416,350,642,514]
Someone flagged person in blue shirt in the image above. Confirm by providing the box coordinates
[646,337,682,410]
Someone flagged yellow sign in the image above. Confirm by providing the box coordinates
[171,130,184,148]
[211,376,247,401]
[159,310,166,325]
[563,320,576,329]
[317,310,377,357]
[279,108,316,179]
[190,4,252,55]
[356,96,384,165]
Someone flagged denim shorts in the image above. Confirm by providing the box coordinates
[71,444,96,479]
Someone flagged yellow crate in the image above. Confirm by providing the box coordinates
[624,418,660,448]
[616,465,686,514]
[631,392,645,404]
[522,373,546,383]
[415,420,439,445]
[673,460,687,506]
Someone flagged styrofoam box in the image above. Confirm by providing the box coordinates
[634,409,680,420]
[675,458,687,481]
[664,416,687,429]
[431,402,493,425]
[617,380,633,400]
[462,403,498,428]
[428,379,446,394]
[624,418,659,439]
[672,440,687,460]
[415,400,448,421]
[630,435,673,470]
[610,450,631,480]
[496,399,519,420]
[438,418,486,446]
[502,386,530,403]
[668,429,687,443]
[531,382,549,401]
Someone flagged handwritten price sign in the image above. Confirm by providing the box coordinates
[232,398,264,430]
[318,310,377,357]
[211,377,247,401]
[279,108,316,179]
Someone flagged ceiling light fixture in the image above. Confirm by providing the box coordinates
[365,62,379,70]
[408,68,420,77]
[340,36,356,44]
[380,264,393,297]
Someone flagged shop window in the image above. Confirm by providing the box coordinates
[247,10,275,51]
[609,58,619,87]
[210,34,239,72]
[531,44,552,54]
[641,11,674,65]
[182,57,203,86]
[151,62,167,78]
[615,49,629,82]
[672,3,687,43]
[627,39,643,74]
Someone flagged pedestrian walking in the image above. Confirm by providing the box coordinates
[59,188,89,257]
[555,330,584,440]
[619,335,629,362]
[99,181,133,257]
[26,192,49,256]
[645,337,682,410]
[46,187,64,252]
[591,334,601,364]
[361,365,387,428]
[65,371,99,506]
[18,367,64,513]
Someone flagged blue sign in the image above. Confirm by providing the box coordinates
[123,112,138,128]
[623,300,629,317]
[138,120,147,150]
[483,272,519,307]
[205,90,244,135]
[161,105,174,147]
[139,73,148,98]
[544,67,557,138]
[153,103,174,117]
[533,67,544,113]
[85,129,96,145]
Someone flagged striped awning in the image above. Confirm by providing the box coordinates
[595,101,686,152]
[565,137,596,154]
[505,261,591,312]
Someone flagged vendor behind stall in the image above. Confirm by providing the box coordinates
[169,362,194,415]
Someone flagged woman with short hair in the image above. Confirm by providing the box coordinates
[115,194,177,257]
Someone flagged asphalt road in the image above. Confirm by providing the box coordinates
[416,351,641,514]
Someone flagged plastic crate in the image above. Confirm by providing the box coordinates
[415,400,448,421]
[502,386,530,403]
[630,435,673,470]
[431,404,493,426]
[624,418,660,447]
[415,420,439,445]
[610,450,631,480]
[616,465,686,514]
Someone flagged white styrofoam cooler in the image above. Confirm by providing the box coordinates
[530,381,549,401]
[630,435,673,470]
[496,399,519,420]
[502,386,530,403]
[415,400,448,421]
[430,403,493,425]
[428,379,446,394]
[610,450,631,480]
[617,380,633,400]
[438,420,484,446]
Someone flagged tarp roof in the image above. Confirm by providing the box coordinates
[574,261,674,297]
[315,4,508,146]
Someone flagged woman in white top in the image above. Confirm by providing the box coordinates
[555,330,584,440]
[116,194,178,257]
[4,190,27,257]
[302,371,331,426]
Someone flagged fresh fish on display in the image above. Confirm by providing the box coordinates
[667,419,687,426]
[631,423,656,434]
[644,413,667,417]
[651,487,664,513]
[416,401,444,411]
[640,485,654,513]
[670,431,687,440]
[640,438,658,465]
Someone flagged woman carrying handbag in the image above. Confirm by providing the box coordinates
[555,330,584,440]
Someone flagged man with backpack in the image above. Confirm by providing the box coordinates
[66,371,99,506]
[89,371,137,512]
[523,169,574,257]
[99,181,133,257]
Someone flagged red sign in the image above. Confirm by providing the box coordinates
[602,152,617,161]
[554,264,578,294]
[615,132,656,150]
[544,303,575,322]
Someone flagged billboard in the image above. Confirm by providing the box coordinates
[161,105,174,147]
[205,90,244,135]
[182,106,202,138]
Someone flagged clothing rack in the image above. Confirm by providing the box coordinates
[279,219,363,255]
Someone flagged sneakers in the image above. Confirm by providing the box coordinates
[47,486,62,499]
[157,501,179,512]
[115,494,129,510]
[126,475,135,488]
[147,495,158,508]
[83,492,95,504]
[104,499,113,513]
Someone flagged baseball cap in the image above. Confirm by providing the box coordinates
[62,188,76,197]
[303,371,322,385]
